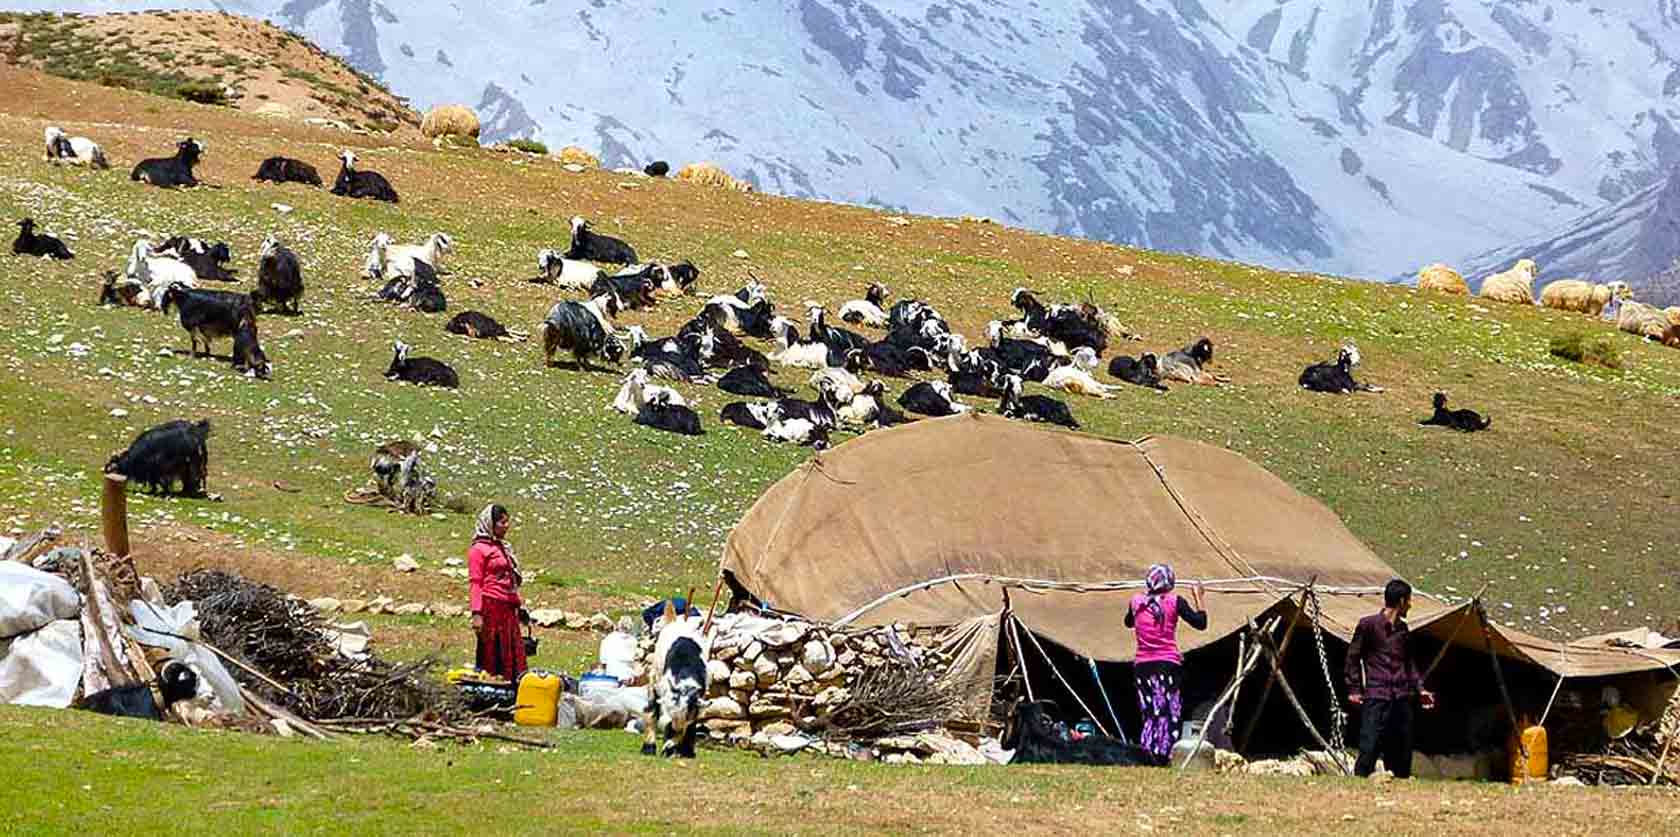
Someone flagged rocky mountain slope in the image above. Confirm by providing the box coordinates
[17,1,1679,291]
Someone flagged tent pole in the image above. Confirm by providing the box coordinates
[1236,584,1313,752]
[1014,616,1113,739]
[1002,589,1034,703]
[1476,600,1528,765]
[1087,657,1127,744]
[1256,624,1352,775]
[1178,616,1273,770]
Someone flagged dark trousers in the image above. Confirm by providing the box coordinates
[1354,697,1414,778]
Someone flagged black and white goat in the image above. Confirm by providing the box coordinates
[565,216,637,264]
[130,138,204,188]
[652,260,700,295]
[1419,392,1491,432]
[772,378,843,430]
[127,239,198,307]
[251,235,304,314]
[591,268,659,311]
[540,292,625,371]
[719,400,782,431]
[1299,343,1383,394]
[946,350,1004,398]
[612,368,689,416]
[640,605,709,758]
[154,236,234,281]
[160,285,272,378]
[12,218,73,260]
[534,248,605,290]
[97,270,147,307]
[1107,353,1169,391]
[762,415,831,449]
[898,380,969,417]
[807,303,871,357]
[835,380,898,428]
[44,126,109,169]
[628,327,709,382]
[384,341,459,388]
[445,311,511,340]
[679,317,769,371]
[635,390,704,436]
[845,342,934,378]
[998,373,1079,429]
[716,365,784,398]
[768,316,833,370]
[1010,288,1110,356]
[331,150,399,203]
[839,282,889,327]
[105,419,212,496]
[370,441,437,514]
[1159,336,1226,386]
[251,156,322,187]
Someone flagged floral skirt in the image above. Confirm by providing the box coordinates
[1135,660,1184,766]
[475,597,527,682]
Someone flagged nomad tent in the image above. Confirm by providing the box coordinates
[721,414,1678,766]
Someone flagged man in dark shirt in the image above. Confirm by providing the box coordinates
[1345,578,1436,778]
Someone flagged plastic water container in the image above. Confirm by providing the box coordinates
[1508,721,1549,784]
[578,670,621,697]
[1172,721,1215,771]
[513,670,562,727]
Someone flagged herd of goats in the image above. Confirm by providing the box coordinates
[18,129,1507,499]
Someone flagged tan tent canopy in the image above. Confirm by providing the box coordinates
[722,413,1679,679]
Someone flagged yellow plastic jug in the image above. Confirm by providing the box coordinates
[513,670,561,727]
[1508,719,1548,784]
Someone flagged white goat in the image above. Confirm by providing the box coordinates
[126,239,197,308]
[612,368,688,415]
[44,126,109,169]
[536,248,605,290]
[809,366,864,405]
[769,317,830,370]
[838,282,889,328]
[1042,364,1120,399]
[364,232,452,280]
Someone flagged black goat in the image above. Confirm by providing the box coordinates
[251,235,304,314]
[160,285,271,378]
[408,263,447,313]
[630,329,709,382]
[898,380,968,417]
[154,236,234,281]
[1003,700,1147,766]
[1419,392,1491,432]
[384,341,459,388]
[644,160,671,177]
[1108,353,1169,391]
[1011,288,1109,356]
[12,218,73,260]
[635,391,704,436]
[541,293,624,371]
[565,216,637,264]
[105,419,212,496]
[446,311,510,339]
[946,351,1005,398]
[845,343,931,378]
[252,155,323,187]
[130,138,204,188]
[331,150,399,203]
[1299,343,1383,394]
[717,365,785,398]
[998,373,1078,429]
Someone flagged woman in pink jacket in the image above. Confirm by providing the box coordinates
[1125,563,1207,765]
[468,503,525,680]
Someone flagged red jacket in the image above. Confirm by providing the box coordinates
[468,539,520,612]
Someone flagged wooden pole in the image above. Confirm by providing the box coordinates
[101,473,130,557]
[1257,625,1352,775]
[1236,586,1313,751]
[699,574,726,637]
[1177,616,1274,770]
[1419,582,1490,684]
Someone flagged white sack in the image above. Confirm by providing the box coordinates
[0,563,81,639]
[0,619,84,707]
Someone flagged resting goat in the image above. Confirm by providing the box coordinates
[44,126,109,169]
[251,235,304,314]
[612,368,689,415]
[591,268,659,311]
[1003,700,1147,766]
[716,365,784,398]
[154,236,234,282]
[384,341,459,388]
[719,400,782,431]
[839,283,890,327]
[331,150,399,203]
[565,216,638,264]
[251,156,322,187]
[998,373,1079,428]
[540,292,625,371]
[1299,343,1383,394]
[445,311,511,340]
[534,248,605,290]
[898,380,969,417]
[1418,392,1490,432]
[1159,336,1226,386]
[105,419,212,496]
[126,239,198,308]
[768,317,833,370]
[160,285,272,378]
[635,390,704,436]
[1107,353,1169,392]
[640,604,709,758]
[12,218,73,260]
[762,415,831,449]
[130,138,204,188]
[369,441,437,514]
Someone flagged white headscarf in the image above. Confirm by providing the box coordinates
[474,503,521,583]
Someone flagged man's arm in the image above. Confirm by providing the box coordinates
[1344,619,1366,702]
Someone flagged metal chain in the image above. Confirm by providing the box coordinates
[1306,587,1347,753]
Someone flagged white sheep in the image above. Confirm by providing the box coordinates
[1042,364,1120,399]
[1416,263,1469,295]
[536,248,605,291]
[1478,259,1537,305]
[125,239,197,308]
[1615,302,1680,347]
[43,126,109,169]
[611,368,688,415]
[1540,279,1629,317]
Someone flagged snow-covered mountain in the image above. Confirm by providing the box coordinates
[24,1,1680,288]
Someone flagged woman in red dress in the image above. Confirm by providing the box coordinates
[468,503,526,680]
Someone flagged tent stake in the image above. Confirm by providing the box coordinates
[1237,583,1313,752]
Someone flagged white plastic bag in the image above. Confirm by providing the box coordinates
[598,631,638,680]
[0,563,81,639]
[0,619,84,707]
[127,600,246,715]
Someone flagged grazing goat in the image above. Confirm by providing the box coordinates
[1419,393,1491,432]
[839,283,890,327]
[251,235,304,314]
[1478,259,1536,305]
[1299,343,1383,394]
[1159,336,1226,386]
[12,218,73,260]
[534,248,605,290]
[331,150,399,202]
[130,138,204,188]
[644,160,670,177]
[1003,700,1147,766]
[160,285,272,378]
[445,311,510,339]
[154,236,234,281]
[717,365,784,398]
[635,390,704,436]
[720,400,781,431]
[998,373,1078,429]
[43,126,109,169]
[384,341,459,388]
[565,216,638,264]
[640,605,709,758]
[370,441,437,514]
[898,380,968,417]
[251,156,322,187]
[540,293,625,370]
[763,415,831,449]
[105,419,212,496]
[126,239,197,308]
[613,368,689,415]
[1107,353,1169,391]
[769,317,832,370]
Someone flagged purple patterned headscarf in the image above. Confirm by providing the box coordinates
[1144,563,1175,620]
